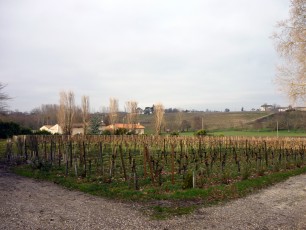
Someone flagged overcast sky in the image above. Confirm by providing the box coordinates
[0,0,291,112]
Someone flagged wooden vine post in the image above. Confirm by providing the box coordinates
[171,144,175,185]
[83,141,87,177]
[144,145,154,184]
[143,145,147,178]
[69,140,73,167]
[119,144,127,181]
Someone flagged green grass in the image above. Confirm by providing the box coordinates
[0,139,8,161]
[166,130,306,137]
[141,111,306,135]
[12,163,306,219]
[0,140,5,151]
[211,130,306,137]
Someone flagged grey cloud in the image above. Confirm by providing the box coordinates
[0,0,291,112]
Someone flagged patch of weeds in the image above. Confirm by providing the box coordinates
[241,166,251,180]
[273,162,281,172]
[221,170,231,185]
[257,167,266,176]
[286,162,296,170]
[296,160,303,168]
[182,172,193,189]
[30,159,52,172]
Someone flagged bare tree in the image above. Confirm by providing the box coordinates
[58,92,67,134]
[154,103,164,135]
[193,116,202,130]
[181,120,191,132]
[125,100,138,132]
[66,91,75,135]
[175,110,183,132]
[76,106,84,123]
[109,97,119,130]
[0,83,10,113]
[42,104,58,125]
[273,0,306,103]
[81,95,90,135]
[100,106,110,126]
[31,104,59,126]
[58,91,75,135]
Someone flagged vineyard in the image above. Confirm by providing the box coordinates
[4,135,306,194]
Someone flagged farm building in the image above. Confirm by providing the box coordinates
[39,122,111,135]
[39,125,52,132]
[260,104,274,112]
[39,124,82,135]
[71,122,107,135]
[40,124,63,134]
[294,107,306,111]
[71,123,84,135]
[105,123,145,134]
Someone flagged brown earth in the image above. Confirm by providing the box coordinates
[1,164,306,230]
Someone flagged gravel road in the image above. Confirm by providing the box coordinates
[1,164,306,230]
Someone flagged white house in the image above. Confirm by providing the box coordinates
[260,104,273,112]
[39,122,107,135]
[39,124,63,134]
[294,107,306,111]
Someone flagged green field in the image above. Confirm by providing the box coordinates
[138,111,306,135]
[211,130,306,137]
[171,130,306,137]
[138,111,271,134]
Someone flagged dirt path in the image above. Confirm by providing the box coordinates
[1,164,306,230]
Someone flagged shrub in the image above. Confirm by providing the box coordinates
[194,129,207,136]
[127,130,136,135]
[20,127,33,135]
[31,159,52,172]
[115,128,128,135]
[170,131,179,136]
[0,121,21,138]
[101,130,112,135]
[242,166,251,180]
[34,130,51,135]
[182,172,193,189]
[0,121,34,138]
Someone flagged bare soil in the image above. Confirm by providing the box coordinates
[1,164,306,230]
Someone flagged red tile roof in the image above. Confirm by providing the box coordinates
[106,123,145,130]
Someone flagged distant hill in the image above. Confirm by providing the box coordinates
[137,110,306,134]
[5,109,304,134]
[138,111,272,134]
[248,110,306,132]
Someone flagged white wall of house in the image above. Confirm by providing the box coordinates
[39,124,62,134]
[72,127,84,135]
